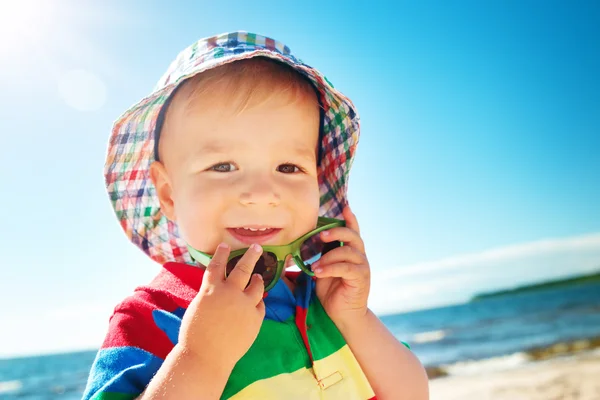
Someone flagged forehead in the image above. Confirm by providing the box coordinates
[162,87,320,161]
[185,75,317,127]
[191,97,319,151]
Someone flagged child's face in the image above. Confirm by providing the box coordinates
[151,79,321,256]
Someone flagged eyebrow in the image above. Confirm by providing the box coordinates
[195,141,317,161]
[292,145,318,162]
[197,141,228,155]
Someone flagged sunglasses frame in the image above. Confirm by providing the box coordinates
[186,216,345,291]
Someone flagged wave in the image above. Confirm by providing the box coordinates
[445,352,531,375]
[425,335,600,380]
[0,380,22,394]
[411,329,447,344]
[425,352,530,379]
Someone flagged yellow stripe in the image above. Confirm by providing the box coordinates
[228,345,374,399]
[312,344,374,396]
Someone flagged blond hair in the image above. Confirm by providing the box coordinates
[165,56,319,122]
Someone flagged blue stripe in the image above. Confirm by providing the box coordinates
[264,272,314,321]
[82,347,163,399]
[294,272,313,311]
[264,276,296,321]
[152,307,185,345]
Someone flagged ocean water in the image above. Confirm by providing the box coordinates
[1,281,599,399]
[381,280,600,370]
[0,350,96,399]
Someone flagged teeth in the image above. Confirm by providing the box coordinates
[242,227,269,231]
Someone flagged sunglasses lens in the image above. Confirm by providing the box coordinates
[226,251,278,288]
[225,254,242,276]
[300,234,341,271]
[257,252,278,287]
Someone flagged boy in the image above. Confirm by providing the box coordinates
[83,32,428,399]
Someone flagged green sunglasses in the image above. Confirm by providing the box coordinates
[186,217,345,291]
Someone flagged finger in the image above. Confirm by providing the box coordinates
[203,243,230,285]
[320,226,365,254]
[343,204,360,235]
[313,261,370,282]
[245,273,266,304]
[314,245,366,268]
[226,243,263,290]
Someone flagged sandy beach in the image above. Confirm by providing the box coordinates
[429,350,600,400]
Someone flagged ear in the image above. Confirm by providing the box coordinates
[149,161,176,221]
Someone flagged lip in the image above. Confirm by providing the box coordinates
[227,227,283,245]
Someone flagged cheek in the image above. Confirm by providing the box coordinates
[288,178,320,215]
[171,179,229,248]
[175,177,231,211]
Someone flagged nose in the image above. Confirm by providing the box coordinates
[239,173,281,207]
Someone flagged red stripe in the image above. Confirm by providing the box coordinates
[285,270,301,281]
[295,305,313,361]
[207,36,218,49]
[265,37,276,50]
[101,290,176,359]
[154,262,205,307]
[101,263,205,359]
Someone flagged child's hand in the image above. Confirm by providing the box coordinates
[313,205,371,326]
[178,243,266,369]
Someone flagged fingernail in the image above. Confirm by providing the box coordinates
[321,230,329,236]
[251,243,262,252]
[218,243,229,250]
[312,261,321,273]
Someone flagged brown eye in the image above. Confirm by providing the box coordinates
[211,163,237,172]
[277,164,301,174]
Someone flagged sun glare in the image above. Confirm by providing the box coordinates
[0,0,55,57]
[0,0,116,111]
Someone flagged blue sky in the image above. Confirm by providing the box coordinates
[0,0,598,357]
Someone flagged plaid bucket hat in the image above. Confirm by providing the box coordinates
[105,31,360,265]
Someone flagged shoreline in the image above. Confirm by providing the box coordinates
[429,349,600,400]
[425,335,600,380]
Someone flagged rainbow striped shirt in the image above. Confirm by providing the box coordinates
[82,262,377,399]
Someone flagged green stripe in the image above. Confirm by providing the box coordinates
[222,297,348,398]
[189,41,199,60]
[222,318,311,399]
[306,296,347,361]
[93,392,136,400]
